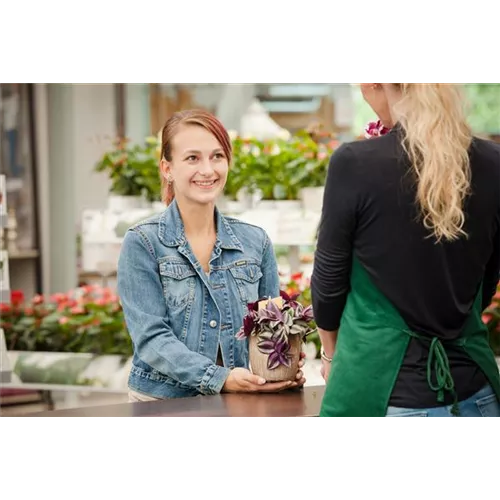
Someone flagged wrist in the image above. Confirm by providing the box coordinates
[320,346,333,363]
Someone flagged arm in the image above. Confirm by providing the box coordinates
[117,229,230,395]
[482,219,500,311]
[311,144,359,360]
[258,232,281,299]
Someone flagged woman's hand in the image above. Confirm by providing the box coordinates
[222,352,307,393]
[320,358,331,383]
[222,368,295,393]
[295,351,306,387]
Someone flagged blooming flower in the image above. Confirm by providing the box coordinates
[364,120,391,139]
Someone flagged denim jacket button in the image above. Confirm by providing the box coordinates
[209,320,217,328]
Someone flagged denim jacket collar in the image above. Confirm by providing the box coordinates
[158,199,244,252]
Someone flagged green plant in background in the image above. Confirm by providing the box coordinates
[95,136,161,202]
[281,271,320,357]
[1,287,132,356]
[227,127,339,201]
[463,84,500,135]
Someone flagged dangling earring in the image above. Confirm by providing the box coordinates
[166,174,173,184]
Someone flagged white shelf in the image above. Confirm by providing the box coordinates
[0,329,11,384]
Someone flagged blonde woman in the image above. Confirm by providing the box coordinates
[312,84,500,417]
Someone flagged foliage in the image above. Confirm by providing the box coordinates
[281,271,320,356]
[236,291,315,369]
[1,287,132,356]
[227,127,339,201]
[94,136,161,202]
[463,84,500,135]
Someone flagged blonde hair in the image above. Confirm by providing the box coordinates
[393,84,473,242]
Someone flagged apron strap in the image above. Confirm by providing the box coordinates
[406,332,461,416]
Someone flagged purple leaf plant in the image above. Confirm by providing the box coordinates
[235,291,315,369]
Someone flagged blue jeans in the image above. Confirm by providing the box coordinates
[386,385,500,417]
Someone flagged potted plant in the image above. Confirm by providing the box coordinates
[228,127,339,212]
[236,291,315,381]
[0,286,132,387]
[95,136,161,211]
[281,271,320,359]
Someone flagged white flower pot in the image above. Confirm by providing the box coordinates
[256,200,302,211]
[151,201,167,213]
[107,195,143,212]
[300,187,325,212]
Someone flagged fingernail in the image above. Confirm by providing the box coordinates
[258,378,266,385]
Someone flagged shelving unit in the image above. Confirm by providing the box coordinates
[0,84,42,300]
[0,174,12,383]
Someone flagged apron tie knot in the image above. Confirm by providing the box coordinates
[427,337,460,416]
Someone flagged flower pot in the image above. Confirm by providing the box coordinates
[249,333,302,382]
[256,200,302,211]
[299,187,325,212]
[151,201,167,213]
[107,195,143,212]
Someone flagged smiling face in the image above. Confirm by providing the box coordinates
[160,124,229,207]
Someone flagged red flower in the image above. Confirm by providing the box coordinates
[11,290,24,305]
[364,120,391,139]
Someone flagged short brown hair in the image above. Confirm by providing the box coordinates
[160,109,232,205]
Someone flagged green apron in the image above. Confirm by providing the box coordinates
[319,256,500,417]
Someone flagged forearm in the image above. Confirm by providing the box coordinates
[318,328,338,358]
[133,325,231,395]
[311,247,350,331]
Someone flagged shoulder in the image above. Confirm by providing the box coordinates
[129,213,162,232]
[470,137,500,183]
[471,136,500,164]
[326,142,363,183]
[327,132,401,181]
[121,213,162,257]
[332,133,397,161]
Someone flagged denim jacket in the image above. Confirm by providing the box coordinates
[117,200,280,399]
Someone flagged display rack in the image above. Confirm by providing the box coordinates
[80,204,321,281]
[0,174,12,383]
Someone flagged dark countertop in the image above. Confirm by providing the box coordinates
[27,386,326,417]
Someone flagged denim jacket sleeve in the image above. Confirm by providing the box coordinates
[117,229,231,395]
[258,231,281,299]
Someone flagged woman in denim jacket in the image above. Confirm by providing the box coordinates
[118,109,305,401]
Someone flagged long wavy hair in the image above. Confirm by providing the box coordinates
[393,83,473,242]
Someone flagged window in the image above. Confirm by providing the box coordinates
[0,84,38,252]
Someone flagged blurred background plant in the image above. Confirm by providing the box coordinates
[94,136,161,202]
[280,271,320,357]
[1,287,132,356]
[226,126,338,201]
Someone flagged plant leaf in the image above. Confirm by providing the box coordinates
[259,329,274,341]
[257,339,277,354]
[267,351,281,370]
[279,353,292,368]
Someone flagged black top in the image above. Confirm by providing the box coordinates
[311,125,500,408]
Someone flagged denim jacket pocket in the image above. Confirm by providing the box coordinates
[159,259,197,310]
[229,260,263,307]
